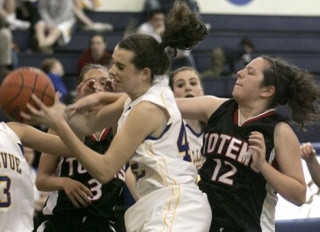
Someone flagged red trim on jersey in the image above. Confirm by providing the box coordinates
[90,128,110,141]
[233,107,276,126]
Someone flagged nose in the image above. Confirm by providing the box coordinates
[185,83,192,92]
[109,64,115,77]
[236,69,243,79]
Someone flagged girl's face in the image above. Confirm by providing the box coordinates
[172,70,204,98]
[81,68,110,92]
[109,45,151,97]
[232,57,268,102]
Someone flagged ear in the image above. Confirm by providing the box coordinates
[142,67,152,81]
[260,86,276,98]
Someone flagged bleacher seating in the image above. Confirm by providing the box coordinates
[13,12,320,93]
[276,218,320,232]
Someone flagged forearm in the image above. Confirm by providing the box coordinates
[260,162,306,206]
[306,156,320,187]
[36,175,68,192]
[72,3,93,26]
[54,119,115,183]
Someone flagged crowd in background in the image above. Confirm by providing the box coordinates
[0,0,320,232]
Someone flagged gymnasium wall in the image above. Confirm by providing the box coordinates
[96,0,320,16]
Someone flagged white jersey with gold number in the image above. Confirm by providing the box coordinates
[0,122,34,232]
[119,82,211,232]
[185,122,206,170]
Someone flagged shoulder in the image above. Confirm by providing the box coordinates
[274,121,298,145]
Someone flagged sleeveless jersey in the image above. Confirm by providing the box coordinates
[0,122,34,232]
[43,128,125,222]
[185,122,206,170]
[199,99,286,232]
[120,82,211,232]
[118,82,198,198]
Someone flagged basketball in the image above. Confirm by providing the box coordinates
[0,67,55,122]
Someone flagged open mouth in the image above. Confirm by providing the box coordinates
[185,94,194,98]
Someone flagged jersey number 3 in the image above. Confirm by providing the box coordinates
[0,176,11,208]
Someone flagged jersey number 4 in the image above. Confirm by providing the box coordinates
[178,123,191,162]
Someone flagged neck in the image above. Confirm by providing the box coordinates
[185,119,203,134]
[128,85,151,101]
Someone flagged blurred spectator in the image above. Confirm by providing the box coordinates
[201,38,255,78]
[41,58,69,103]
[144,0,199,17]
[137,9,165,43]
[15,0,40,27]
[77,32,112,75]
[139,2,198,71]
[225,37,254,75]
[73,0,113,31]
[23,147,49,232]
[33,0,76,54]
[0,0,30,30]
[0,15,12,80]
[200,47,226,78]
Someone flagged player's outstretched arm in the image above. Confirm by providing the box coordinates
[7,121,72,157]
[36,128,93,207]
[301,142,320,188]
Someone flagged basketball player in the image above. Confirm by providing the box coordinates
[169,66,206,170]
[301,142,320,188]
[0,122,72,231]
[175,56,320,231]
[36,64,126,232]
[22,2,212,231]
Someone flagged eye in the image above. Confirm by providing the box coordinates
[99,81,106,86]
[190,81,198,86]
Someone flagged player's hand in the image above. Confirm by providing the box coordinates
[301,142,316,160]
[76,79,97,100]
[21,93,65,129]
[62,178,93,208]
[65,92,102,119]
[104,79,115,92]
[248,131,267,172]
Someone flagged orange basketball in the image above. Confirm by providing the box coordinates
[0,67,55,122]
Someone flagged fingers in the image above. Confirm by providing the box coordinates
[76,79,96,99]
[65,180,93,208]
[104,79,115,92]
[71,187,92,208]
[248,131,265,150]
[301,142,316,159]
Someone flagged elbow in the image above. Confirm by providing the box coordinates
[293,186,307,207]
[93,171,113,184]
[295,195,306,207]
[35,178,45,191]
[95,175,112,184]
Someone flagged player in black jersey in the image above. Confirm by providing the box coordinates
[176,56,320,231]
[36,64,126,232]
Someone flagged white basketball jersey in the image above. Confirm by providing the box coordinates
[185,122,206,170]
[118,82,198,198]
[0,122,34,232]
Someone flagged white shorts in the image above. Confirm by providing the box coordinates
[56,20,75,46]
[125,184,211,232]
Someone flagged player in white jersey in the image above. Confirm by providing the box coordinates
[0,122,73,232]
[169,67,206,170]
[22,2,212,231]
[0,122,34,232]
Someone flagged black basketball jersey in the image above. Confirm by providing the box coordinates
[199,99,287,232]
[47,128,125,222]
